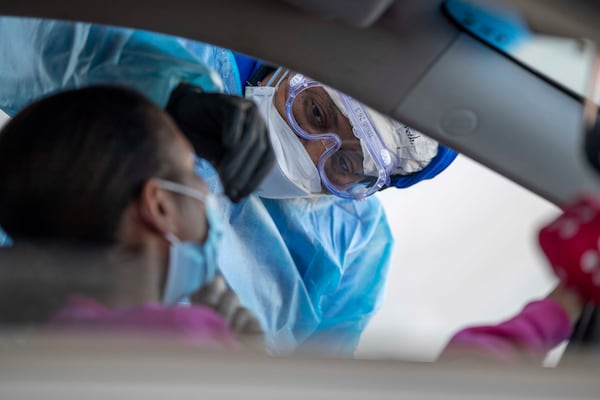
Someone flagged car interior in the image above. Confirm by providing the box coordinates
[0,1,599,398]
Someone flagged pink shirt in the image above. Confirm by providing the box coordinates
[48,296,571,360]
[47,295,239,349]
[443,299,572,363]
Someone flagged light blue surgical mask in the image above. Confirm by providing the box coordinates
[156,179,223,306]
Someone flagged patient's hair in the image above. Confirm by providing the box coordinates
[0,85,182,243]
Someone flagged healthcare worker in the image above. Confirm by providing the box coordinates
[0,16,457,355]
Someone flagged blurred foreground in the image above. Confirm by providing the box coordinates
[0,332,598,399]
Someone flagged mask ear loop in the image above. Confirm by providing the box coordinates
[274,69,289,88]
[156,179,209,243]
[156,179,207,203]
[165,232,181,245]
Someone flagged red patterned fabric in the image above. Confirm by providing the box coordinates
[539,195,600,304]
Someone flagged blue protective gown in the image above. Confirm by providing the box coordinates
[0,17,394,356]
[0,17,239,114]
[195,160,392,355]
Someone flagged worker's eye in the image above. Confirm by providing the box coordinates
[329,150,363,184]
[311,102,322,120]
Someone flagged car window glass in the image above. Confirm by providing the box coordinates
[0,15,593,369]
[445,0,599,103]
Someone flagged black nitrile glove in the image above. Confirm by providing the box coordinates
[166,83,275,202]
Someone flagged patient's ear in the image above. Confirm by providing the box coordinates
[138,179,180,236]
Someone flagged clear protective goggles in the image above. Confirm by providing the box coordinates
[284,73,399,199]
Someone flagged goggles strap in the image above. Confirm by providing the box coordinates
[266,67,289,88]
[275,69,289,88]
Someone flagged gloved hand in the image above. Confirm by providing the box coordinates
[538,195,600,304]
[166,83,275,202]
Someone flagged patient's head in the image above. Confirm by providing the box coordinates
[0,85,209,246]
[0,86,228,318]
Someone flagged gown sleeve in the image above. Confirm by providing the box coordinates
[0,17,225,116]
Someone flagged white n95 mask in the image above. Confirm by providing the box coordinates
[245,85,321,199]
[156,180,223,306]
